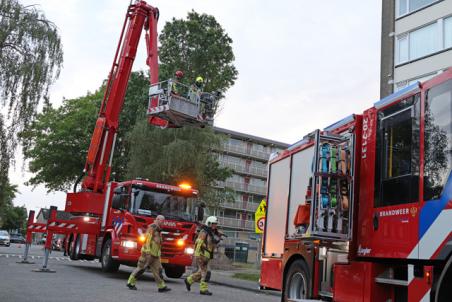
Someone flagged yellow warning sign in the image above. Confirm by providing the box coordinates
[255,199,267,234]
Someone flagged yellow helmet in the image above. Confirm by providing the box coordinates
[196,76,204,83]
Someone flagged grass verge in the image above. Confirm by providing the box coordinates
[232,272,260,282]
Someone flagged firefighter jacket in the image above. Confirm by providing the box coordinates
[194,228,217,259]
[141,224,162,257]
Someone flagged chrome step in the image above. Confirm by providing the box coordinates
[375,277,409,286]
[375,268,409,286]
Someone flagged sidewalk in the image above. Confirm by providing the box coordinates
[210,269,281,297]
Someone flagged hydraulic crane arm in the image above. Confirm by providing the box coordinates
[82,1,159,193]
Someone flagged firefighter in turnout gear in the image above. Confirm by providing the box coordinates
[127,215,171,292]
[184,216,220,296]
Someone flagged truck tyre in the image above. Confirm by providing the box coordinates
[164,265,185,278]
[283,260,311,301]
[69,235,80,260]
[434,256,452,302]
[101,239,119,273]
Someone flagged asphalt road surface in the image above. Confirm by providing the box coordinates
[0,244,279,302]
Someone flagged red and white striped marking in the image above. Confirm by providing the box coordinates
[148,104,169,114]
[48,222,77,229]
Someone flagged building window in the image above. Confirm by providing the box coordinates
[397,34,409,64]
[445,17,452,49]
[410,23,439,59]
[395,15,452,65]
[396,22,440,64]
[396,0,439,17]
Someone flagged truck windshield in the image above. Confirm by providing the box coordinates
[133,190,194,222]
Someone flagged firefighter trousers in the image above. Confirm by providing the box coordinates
[187,256,210,292]
[128,253,165,289]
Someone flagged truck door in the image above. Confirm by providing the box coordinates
[363,94,421,259]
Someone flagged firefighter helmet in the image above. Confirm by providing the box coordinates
[196,76,204,83]
[205,216,218,226]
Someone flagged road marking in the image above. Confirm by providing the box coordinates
[6,255,9,258]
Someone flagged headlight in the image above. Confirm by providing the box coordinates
[185,247,194,255]
[176,239,185,247]
[138,234,146,243]
[121,240,137,249]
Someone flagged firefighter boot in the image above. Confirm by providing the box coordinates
[184,277,192,291]
[127,275,137,290]
[157,281,171,293]
[200,281,212,295]
[158,286,171,293]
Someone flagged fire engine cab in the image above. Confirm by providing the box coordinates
[260,69,452,302]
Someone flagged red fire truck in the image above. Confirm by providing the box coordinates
[23,1,215,278]
[260,69,452,301]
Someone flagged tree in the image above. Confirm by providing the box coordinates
[0,0,63,135]
[0,0,63,207]
[0,179,21,230]
[21,91,101,192]
[20,72,150,191]
[0,114,13,209]
[126,121,232,204]
[159,11,238,96]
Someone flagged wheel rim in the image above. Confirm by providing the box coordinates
[102,244,110,266]
[288,272,307,299]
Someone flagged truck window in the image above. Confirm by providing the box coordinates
[424,80,452,200]
[134,190,193,221]
[374,95,420,207]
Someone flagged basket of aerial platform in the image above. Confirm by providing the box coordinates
[147,78,219,128]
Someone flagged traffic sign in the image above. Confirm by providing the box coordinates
[255,199,266,234]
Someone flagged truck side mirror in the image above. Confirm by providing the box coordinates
[197,206,204,222]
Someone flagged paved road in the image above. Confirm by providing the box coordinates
[0,244,279,302]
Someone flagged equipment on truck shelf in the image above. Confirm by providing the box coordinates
[260,69,452,302]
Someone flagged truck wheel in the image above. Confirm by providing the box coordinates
[283,260,311,301]
[434,256,452,302]
[164,266,185,278]
[101,239,119,273]
[69,235,80,260]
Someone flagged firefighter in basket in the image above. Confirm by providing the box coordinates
[184,216,224,296]
[126,215,171,293]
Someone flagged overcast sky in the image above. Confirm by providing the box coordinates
[10,0,382,212]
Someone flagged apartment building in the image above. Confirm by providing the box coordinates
[211,127,289,262]
[381,0,452,97]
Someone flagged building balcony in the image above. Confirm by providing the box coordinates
[221,143,272,162]
[216,181,267,195]
[218,217,254,231]
[221,200,260,212]
[219,161,267,178]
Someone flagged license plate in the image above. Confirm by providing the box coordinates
[160,258,169,263]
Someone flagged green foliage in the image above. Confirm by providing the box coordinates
[20,91,102,191]
[113,71,150,180]
[232,272,260,282]
[159,10,238,96]
[0,180,23,231]
[0,0,63,141]
[126,121,232,203]
[20,72,151,191]
[0,204,27,232]
[0,0,63,205]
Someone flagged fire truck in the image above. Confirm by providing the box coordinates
[260,69,452,301]
[23,1,216,278]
